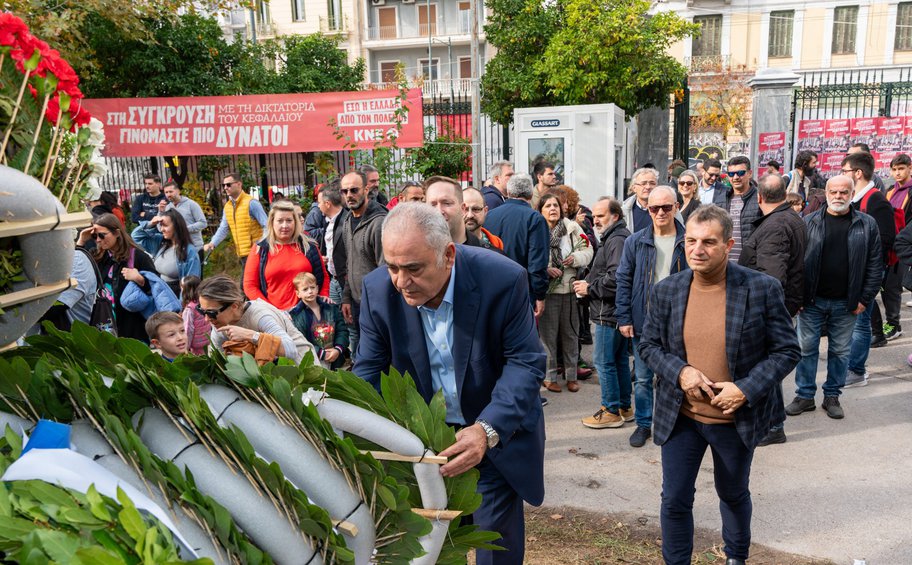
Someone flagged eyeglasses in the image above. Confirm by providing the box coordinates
[636,181,658,187]
[648,204,675,214]
[727,170,748,178]
[92,232,109,240]
[340,187,361,195]
[705,172,720,179]
[678,181,695,187]
[196,303,231,319]
[221,181,237,188]
[841,168,858,174]
[466,206,485,214]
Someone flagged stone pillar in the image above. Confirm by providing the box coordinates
[635,106,670,172]
[747,68,800,173]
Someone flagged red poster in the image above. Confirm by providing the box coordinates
[823,119,851,153]
[850,117,881,150]
[82,89,425,157]
[878,118,903,151]
[903,116,912,152]
[796,120,825,152]
[818,153,846,178]
[757,131,786,166]
[875,151,896,180]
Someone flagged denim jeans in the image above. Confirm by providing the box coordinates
[632,336,654,428]
[847,305,872,375]
[661,416,754,565]
[593,323,632,412]
[795,297,857,399]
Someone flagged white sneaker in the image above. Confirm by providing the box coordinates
[906,300,912,308]
[844,370,869,388]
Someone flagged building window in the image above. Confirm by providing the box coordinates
[458,56,472,79]
[693,15,723,57]
[458,1,471,34]
[291,0,304,21]
[832,6,858,54]
[379,61,400,83]
[768,11,793,58]
[418,4,437,37]
[419,58,439,80]
[376,6,397,39]
[897,3,912,51]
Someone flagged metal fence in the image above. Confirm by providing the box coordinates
[96,82,511,204]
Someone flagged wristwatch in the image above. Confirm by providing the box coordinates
[476,420,500,449]
[251,331,260,344]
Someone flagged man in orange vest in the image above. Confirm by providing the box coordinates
[204,172,267,288]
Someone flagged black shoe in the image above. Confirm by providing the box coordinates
[757,428,787,447]
[540,396,549,407]
[884,323,903,341]
[822,396,844,419]
[785,396,815,416]
[871,335,888,348]
[579,334,593,345]
[629,426,651,448]
[725,559,746,565]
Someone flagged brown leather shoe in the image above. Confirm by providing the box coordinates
[544,381,562,393]
[567,381,581,392]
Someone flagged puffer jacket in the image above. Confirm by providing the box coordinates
[585,220,631,325]
[121,270,181,319]
[713,185,762,244]
[546,218,593,294]
[341,199,388,305]
[803,205,882,311]
[615,221,688,334]
[895,222,912,290]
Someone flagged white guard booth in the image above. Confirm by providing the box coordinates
[513,103,630,206]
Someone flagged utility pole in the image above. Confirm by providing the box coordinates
[469,0,482,186]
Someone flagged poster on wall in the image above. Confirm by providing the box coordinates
[823,119,851,153]
[757,132,786,166]
[850,117,880,151]
[878,118,904,152]
[796,120,825,153]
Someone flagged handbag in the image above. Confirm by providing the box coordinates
[77,247,117,336]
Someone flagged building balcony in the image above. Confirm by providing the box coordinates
[366,78,477,98]
[364,22,479,42]
[684,54,732,73]
[320,14,350,34]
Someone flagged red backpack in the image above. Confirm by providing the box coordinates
[860,189,905,266]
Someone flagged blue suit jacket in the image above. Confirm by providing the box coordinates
[637,263,800,450]
[353,245,547,505]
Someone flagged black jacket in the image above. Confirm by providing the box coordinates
[713,185,761,245]
[739,203,807,317]
[895,222,912,290]
[96,247,157,342]
[853,187,896,265]
[341,200,388,305]
[585,220,631,325]
[803,206,882,312]
[130,191,167,223]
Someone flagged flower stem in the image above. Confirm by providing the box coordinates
[41,106,66,188]
[0,69,32,163]
[64,161,86,209]
[23,92,51,174]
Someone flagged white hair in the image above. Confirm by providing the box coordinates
[382,202,453,261]
[649,185,678,202]
[628,167,658,194]
[507,173,534,199]
[488,160,513,179]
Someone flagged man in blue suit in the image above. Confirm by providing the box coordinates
[353,202,547,565]
[638,205,800,565]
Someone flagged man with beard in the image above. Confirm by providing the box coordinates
[784,150,819,208]
[787,175,882,420]
[425,177,500,253]
[573,197,633,429]
[340,170,388,358]
[463,187,504,250]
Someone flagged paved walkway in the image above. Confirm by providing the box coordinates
[540,297,912,564]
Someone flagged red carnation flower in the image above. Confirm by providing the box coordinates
[0,13,28,47]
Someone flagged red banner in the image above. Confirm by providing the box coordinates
[82,89,425,157]
[757,131,786,166]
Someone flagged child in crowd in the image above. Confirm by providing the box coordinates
[786,192,805,215]
[289,272,349,369]
[145,312,188,362]
[181,275,211,355]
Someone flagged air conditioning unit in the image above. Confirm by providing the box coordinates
[370,0,386,6]
[401,0,415,4]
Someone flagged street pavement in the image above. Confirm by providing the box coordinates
[539,296,912,564]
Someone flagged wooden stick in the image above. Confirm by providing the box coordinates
[410,508,462,521]
[0,211,93,238]
[332,519,359,537]
[363,450,448,465]
[0,278,77,309]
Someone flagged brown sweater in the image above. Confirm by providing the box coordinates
[681,269,734,424]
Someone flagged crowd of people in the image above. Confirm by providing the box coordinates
[31,148,912,565]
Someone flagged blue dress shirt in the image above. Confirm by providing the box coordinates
[417,262,465,424]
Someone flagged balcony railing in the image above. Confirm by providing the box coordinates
[367,78,477,97]
[366,22,475,40]
[683,54,732,72]
[320,14,349,33]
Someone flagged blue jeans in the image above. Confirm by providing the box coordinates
[795,297,857,399]
[661,416,754,565]
[593,324,632,412]
[632,336,654,428]
[847,305,872,375]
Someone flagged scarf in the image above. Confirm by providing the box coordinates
[549,219,568,268]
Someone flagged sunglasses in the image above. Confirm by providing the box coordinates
[678,180,695,187]
[92,232,110,240]
[196,303,231,319]
[727,170,748,178]
[222,181,237,188]
[340,187,361,195]
[648,204,675,214]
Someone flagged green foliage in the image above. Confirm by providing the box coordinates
[1,322,500,563]
[0,239,26,298]
[273,35,366,93]
[408,124,472,180]
[482,0,698,124]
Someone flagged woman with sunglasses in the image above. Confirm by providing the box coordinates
[676,169,701,224]
[537,192,594,393]
[197,275,315,364]
[77,213,158,342]
[243,200,330,311]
